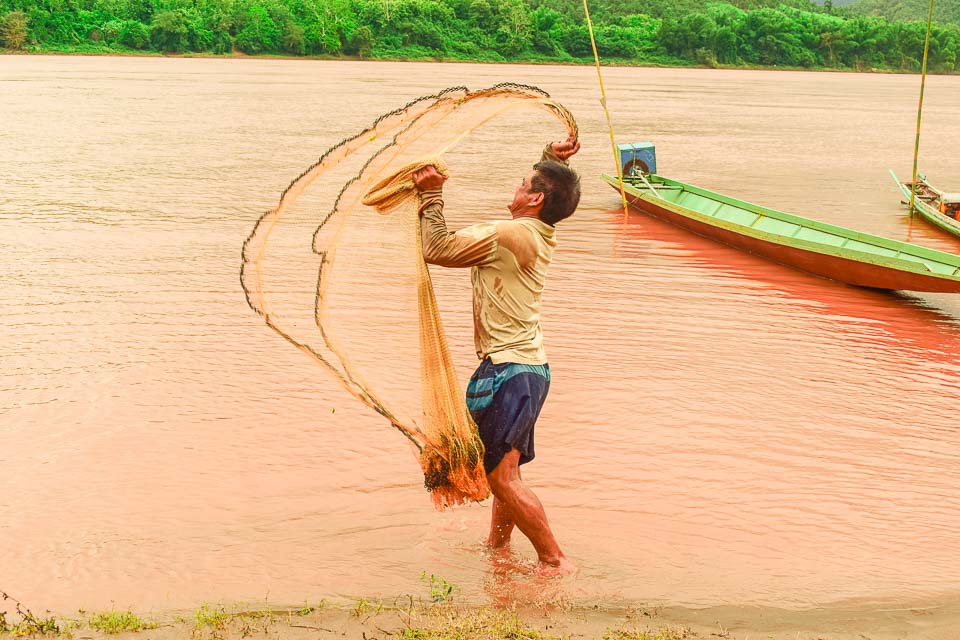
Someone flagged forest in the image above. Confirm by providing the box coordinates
[1,0,958,72]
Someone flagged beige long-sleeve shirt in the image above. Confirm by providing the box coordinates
[419,149,564,365]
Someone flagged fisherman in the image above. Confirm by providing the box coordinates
[412,136,580,573]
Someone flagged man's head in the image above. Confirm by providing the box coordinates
[508,160,580,225]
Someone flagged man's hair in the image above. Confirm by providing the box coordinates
[531,160,581,226]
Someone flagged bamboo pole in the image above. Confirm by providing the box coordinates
[582,0,629,220]
[909,0,936,217]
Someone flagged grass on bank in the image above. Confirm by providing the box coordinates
[1,583,693,640]
[87,610,157,634]
[0,606,157,636]
[396,606,690,640]
[0,606,694,640]
[0,596,329,638]
[0,591,59,636]
[0,611,59,637]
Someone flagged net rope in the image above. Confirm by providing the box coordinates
[241,83,578,509]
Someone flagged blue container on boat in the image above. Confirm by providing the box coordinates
[617,142,656,176]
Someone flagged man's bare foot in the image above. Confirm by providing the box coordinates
[536,556,578,576]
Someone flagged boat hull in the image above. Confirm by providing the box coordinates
[890,171,960,239]
[604,174,960,293]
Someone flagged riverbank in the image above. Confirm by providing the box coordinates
[0,42,686,66]
[4,595,960,640]
[2,46,951,75]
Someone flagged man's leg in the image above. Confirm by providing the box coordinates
[486,449,575,571]
[487,465,525,547]
[487,495,516,548]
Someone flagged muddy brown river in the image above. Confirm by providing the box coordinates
[2,55,960,616]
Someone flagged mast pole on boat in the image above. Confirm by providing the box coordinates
[582,0,629,220]
[909,0,936,217]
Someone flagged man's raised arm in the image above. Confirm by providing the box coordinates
[414,165,497,268]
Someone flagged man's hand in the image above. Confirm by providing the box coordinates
[412,165,447,191]
[550,135,581,161]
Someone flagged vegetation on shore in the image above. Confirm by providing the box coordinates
[0,0,958,73]
[1,584,692,640]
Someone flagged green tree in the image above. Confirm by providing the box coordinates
[120,19,150,48]
[529,5,565,55]
[120,0,154,23]
[348,23,373,57]
[839,16,885,69]
[150,9,189,52]
[303,20,340,53]
[740,7,805,65]
[595,24,637,57]
[620,13,661,55]
[235,4,280,53]
[102,18,124,43]
[492,0,531,56]
[891,20,926,69]
[467,0,494,31]
[282,19,304,54]
[0,9,28,49]
[75,8,112,42]
[674,13,718,57]
[22,4,78,45]
[927,24,960,71]
[399,17,443,49]
[559,23,591,57]
[188,0,231,51]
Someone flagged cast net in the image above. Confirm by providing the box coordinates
[241,83,577,510]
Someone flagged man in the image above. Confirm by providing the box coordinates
[412,135,581,573]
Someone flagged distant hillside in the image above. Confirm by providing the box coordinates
[847,0,960,25]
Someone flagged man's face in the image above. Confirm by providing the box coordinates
[508,170,541,217]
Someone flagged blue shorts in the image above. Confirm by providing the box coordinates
[465,359,551,475]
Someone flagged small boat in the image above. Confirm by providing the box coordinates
[890,170,960,238]
[603,143,960,293]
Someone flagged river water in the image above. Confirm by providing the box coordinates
[2,56,960,617]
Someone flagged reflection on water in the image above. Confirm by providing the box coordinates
[613,208,960,371]
[2,56,960,616]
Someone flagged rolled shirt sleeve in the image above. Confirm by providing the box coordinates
[419,188,498,268]
[417,143,567,267]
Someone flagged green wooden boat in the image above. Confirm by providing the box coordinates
[602,170,960,293]
[890,170,960,239]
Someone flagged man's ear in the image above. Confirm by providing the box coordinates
[529,191,544,207]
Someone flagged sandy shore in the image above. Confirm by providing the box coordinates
[6,596,960,639]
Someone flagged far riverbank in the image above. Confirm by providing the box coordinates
[2,47,955,76]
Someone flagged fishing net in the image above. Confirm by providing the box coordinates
[241,83,578,510]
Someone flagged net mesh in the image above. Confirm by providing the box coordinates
[241,83,578,510]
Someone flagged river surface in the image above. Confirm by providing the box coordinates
[2,56,960,617]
